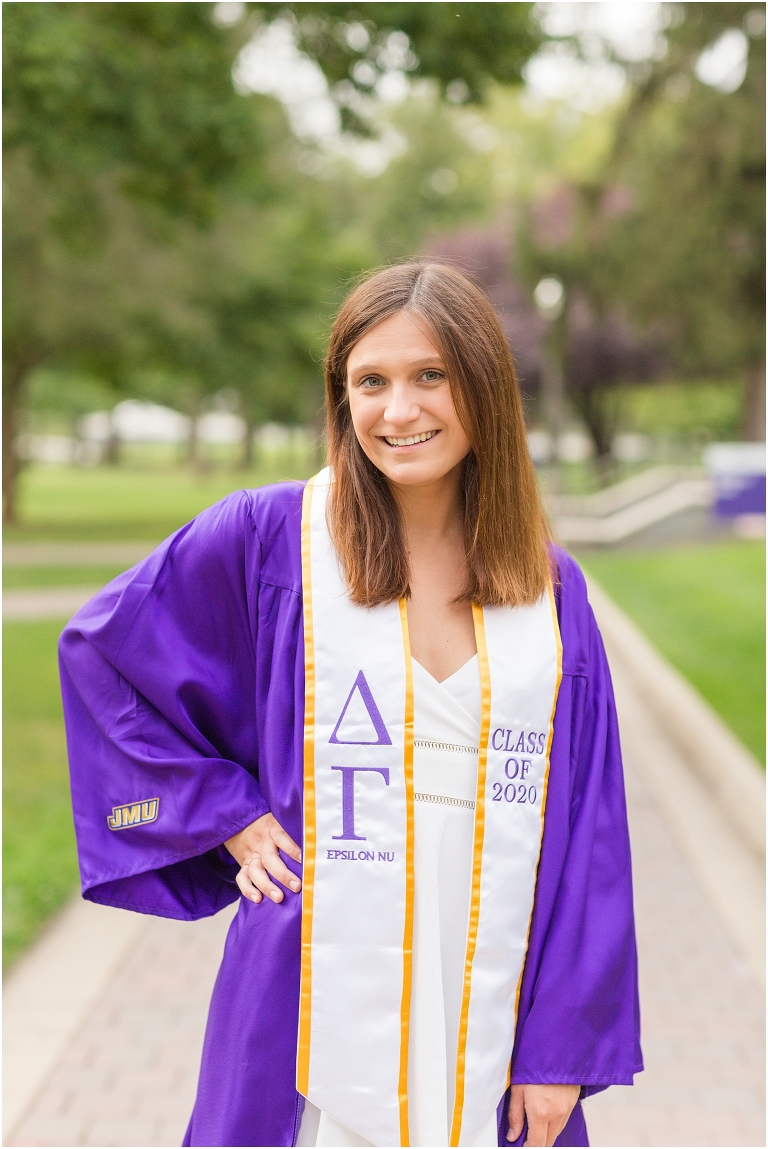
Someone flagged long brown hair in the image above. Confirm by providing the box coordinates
[325,262,551,607]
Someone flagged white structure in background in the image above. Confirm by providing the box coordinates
[256,423,292,450]
[704,442,766,537]
[26,405,312,466]
[80,403,248,447]
[612,433,651,464]
[78,411,112,444]
[527,429,651,467]
[197,412,246,444]
[526,429,596,465]
[256,423,314,453]
[17,435,80,465]
[110,400,191,443]
[527,429,554,466]
[556,430,594,463]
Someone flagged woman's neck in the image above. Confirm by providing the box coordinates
[390,464,464,550]
[390,461,476,682]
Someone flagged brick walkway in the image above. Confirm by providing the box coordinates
[5,637,765,1147]
[7,909,235,1148]
[584,755,764,1146]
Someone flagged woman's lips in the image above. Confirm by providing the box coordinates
[380,430,440,448]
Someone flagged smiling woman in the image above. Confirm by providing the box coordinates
[326,264,551,614]
[59,261,641,1149]
[343,308,479,680]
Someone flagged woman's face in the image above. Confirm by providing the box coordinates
[345,310,472,489]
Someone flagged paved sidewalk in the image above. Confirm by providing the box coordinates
[4,603,764,1147]
[6,908,235,1148]
[583,656,765,1147]
[3,587,103,621]
[3,543,156,567]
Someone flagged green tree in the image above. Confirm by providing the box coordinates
[286,3,540,102]
[518,3,765,454]
[4,1,546,519]
[607,3,765,437]
[3,1,264,518]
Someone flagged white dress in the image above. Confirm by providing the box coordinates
[298,655,500,1148]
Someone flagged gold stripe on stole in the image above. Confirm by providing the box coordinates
[509,582,563,1093]
[449,603,492,1146]
[450,591,563,1144]
[397,599,415,1147]
[542,581,564,809]
[297,477,318,1097]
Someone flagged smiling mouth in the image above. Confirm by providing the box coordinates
[381,430,440,447]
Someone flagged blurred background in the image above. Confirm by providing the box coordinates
[2,3,765,1146]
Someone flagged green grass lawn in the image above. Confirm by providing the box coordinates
[579,540,765,764]
[5,455,316,541]
[3,621,80,969]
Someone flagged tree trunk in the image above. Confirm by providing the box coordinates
[240,416,256,470]
[104,428,120,466]
[568,383,618,487]
[580,389,614,460]
[741,361,766,441]
[186,399,204,472]
[2,354,36,524]
[539,350,565,447]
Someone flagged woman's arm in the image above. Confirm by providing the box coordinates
[59,490,272,919]
[499,556,642,1144]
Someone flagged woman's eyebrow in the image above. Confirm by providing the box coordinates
[349,358,445,374]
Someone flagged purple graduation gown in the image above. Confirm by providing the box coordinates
[59,480,642,1148]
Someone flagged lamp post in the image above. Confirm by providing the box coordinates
[533,276,565,465]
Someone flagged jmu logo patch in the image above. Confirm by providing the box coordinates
[107,798,159,831]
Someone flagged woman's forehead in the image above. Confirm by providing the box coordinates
[347,312,442,369]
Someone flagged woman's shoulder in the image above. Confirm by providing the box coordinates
[243,479,306,533]
[549,544,587,600]
[127,480,305,594]
[243,480,305,590]
[184,479,305,544]
[548,544,593,678]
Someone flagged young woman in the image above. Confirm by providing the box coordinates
[60,263,642,1148]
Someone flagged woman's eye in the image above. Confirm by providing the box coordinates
[359,376,384,389]
[421,370,444,382]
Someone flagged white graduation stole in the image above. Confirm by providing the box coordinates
[298,468,562,1147]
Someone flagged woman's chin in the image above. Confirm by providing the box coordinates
[376,457,459,487]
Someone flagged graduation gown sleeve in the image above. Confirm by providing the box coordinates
[59,489,272,920]
[499,547,643,1145]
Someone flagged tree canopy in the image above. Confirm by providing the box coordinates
[517,2,765,451]
[4,1,536,518]
[3,1,765,518]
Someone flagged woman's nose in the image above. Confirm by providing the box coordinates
[384,385,420,426]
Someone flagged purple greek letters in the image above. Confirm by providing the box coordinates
[329,671,392,745]
[331,765,390,840]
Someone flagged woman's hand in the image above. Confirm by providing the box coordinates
[507,1083,580,1146]
[224,813,302,905]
